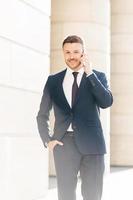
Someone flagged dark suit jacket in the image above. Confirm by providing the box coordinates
[36,69,113,154]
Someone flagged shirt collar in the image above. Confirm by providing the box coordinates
[66,67,84,76]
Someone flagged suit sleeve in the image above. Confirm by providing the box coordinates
[87,72,113,108]
[36,76,52,147]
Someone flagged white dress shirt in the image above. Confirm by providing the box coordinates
[63,67,84,131]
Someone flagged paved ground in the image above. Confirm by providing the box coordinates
[44,167,133,200]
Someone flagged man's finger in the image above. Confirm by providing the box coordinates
[56,141,64,146]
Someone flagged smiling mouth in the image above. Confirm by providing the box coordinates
[69,59,77,62]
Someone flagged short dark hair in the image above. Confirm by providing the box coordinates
[62,35,84,48]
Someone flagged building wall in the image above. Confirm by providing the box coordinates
[111,0,133,165]
[0,0,51,199]
[50,0,111,175]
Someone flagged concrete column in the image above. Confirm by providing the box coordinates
[0,0,51,199]
[111,0,133,165]
[50,0,111,175]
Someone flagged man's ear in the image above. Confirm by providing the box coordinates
[81,51,85,57]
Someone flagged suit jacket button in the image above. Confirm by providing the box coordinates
[70,113,73,118]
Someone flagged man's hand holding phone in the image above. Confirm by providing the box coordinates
[81,53,93,75]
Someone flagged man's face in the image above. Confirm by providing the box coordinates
[63,43,84,71]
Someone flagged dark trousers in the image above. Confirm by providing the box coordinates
[53,133,105,200]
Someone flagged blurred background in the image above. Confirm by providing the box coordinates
[0,0,133,199]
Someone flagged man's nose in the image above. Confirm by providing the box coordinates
[70,54,74,59]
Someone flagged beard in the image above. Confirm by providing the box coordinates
[65,59,82,70]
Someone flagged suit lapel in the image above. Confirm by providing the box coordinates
[56,69,71,110]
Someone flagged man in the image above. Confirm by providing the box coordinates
[36,35,113,200]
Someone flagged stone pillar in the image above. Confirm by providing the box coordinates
[111,0,133,165]
[50,0,111,175]
[0,0,51,199]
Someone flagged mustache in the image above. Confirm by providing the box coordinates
[69,59,77,61]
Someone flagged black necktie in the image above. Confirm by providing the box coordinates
[72,72,79,107]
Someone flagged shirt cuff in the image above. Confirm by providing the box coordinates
[44,142,48,148]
